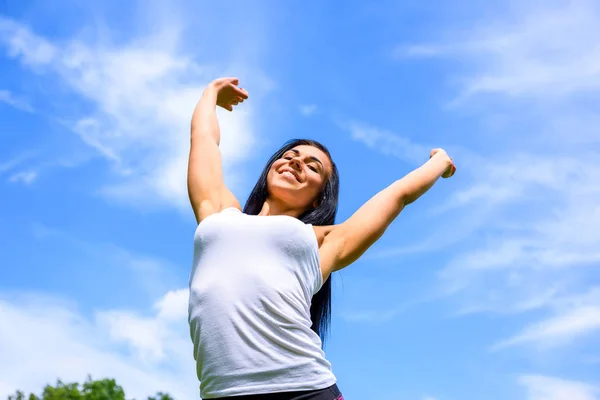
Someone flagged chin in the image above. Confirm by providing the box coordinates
[268,185,307,209]
[269,184,297,201]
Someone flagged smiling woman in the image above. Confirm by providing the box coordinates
[267,146,331,209]
[186,77,455,399]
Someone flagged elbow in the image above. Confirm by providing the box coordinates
[396,184,426,207]
[401,195,415,206]
[397,189,414,207]
[390,180,415,207]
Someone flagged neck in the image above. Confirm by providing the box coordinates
[260,197,304,218]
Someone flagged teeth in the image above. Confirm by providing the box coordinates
[282,171,297,180]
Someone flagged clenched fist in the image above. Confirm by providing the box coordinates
[208,77,249,112]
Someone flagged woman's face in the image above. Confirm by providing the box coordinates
[267,145,333,212]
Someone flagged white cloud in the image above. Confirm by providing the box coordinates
[493,306,600,350]
[30,224,181,302]
[397,0,600,101]
[0,90,33,112]
[344,123,600,341]
[0,290,197,400]
[436,152,600,341]
[0,152,35,174]
[395,0,600,333]
[96,289,190,364]
[299,104,317,116]
[340,295,426,325]
[8,170,38,184]
[0,12,270,210]
[339,1,600,362]
[342,120,430,165]
[341,308,402,324]
[154,288,190,321]
[425,154,600,353]
[519,375,599,400]
[0,17,56,65]
[97,310,168,363]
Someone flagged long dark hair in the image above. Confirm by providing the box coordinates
[243,139,340,344]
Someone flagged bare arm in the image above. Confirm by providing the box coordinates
[319,149,455,275]
[187,78,247,223]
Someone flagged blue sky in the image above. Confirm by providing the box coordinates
[1,0,600,399]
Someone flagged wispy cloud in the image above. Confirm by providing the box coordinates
[342,1,600,363]
[299,104,317,116]
[491,288,600,350]
[0,152,35,174]
[396,0,600,102]
[0,152,39,184]
[0,10,271,210]
[342,120,430,165]
[341,307,403,324]
[435,146,600,350]
[0,90,33,112]
[493,306,600,351]
[31,224,180,301]
[342,121,600,341]
[8,170,37,185]
[518,374,600,400]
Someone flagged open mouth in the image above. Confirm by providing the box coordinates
[280,169,301,182]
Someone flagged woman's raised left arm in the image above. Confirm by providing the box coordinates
[318,149,455,276]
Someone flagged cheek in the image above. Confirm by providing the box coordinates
[266,170,277,189]
[267,163,280,179]
[269,161,283,176]
[307,174,325,193]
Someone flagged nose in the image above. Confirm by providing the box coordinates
[289,157,302,171]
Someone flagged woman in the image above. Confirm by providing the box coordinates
[187,77,455,399]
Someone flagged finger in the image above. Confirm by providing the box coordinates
[236,87,249,99]
[236,96,245,103]
[231,100,239,106]
[215,77,238,86]
[225,104,233,112]
[447,165,456,177]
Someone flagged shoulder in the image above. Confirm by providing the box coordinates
[196,200,242,224]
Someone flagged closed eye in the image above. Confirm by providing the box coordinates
[282,150,323,174]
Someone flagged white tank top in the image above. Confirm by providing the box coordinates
[188,207,337,398]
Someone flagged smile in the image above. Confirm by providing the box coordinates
[280,170,301,182]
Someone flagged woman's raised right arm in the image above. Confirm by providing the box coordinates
[187,78,247,223]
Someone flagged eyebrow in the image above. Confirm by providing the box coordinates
[287,149,324,170]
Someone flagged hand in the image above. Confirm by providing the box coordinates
[208,77,249,111]
[430,148,456,178]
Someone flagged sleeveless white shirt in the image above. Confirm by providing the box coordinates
[188,207,337,398]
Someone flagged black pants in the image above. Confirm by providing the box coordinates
[214,384,343,400]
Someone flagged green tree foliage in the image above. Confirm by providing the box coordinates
[6,377,173,400]
[147,393,173,400]
[7,391,39,400]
